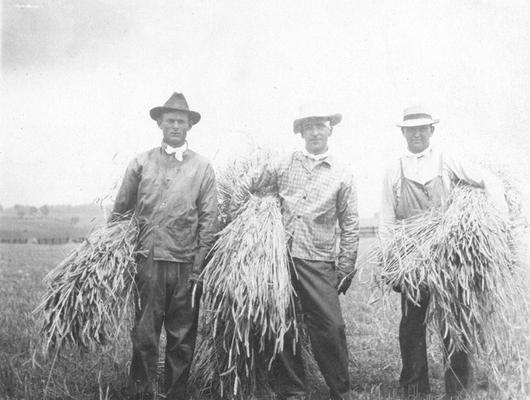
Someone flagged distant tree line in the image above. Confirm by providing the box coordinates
[3,204,51,219]
[0,203,105,226]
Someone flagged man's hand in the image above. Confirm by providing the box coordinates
[189,248,208,290]
[189,268,202,288]
[190,249,208,309]
[189,265,203,308]
[336,270,355,295]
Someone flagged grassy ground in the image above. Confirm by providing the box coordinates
[0,241,528,399]
[0,205,105,240]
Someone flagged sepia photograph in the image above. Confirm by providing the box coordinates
[1,1,529,399]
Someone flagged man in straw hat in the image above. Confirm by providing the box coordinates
[379,105,507,398]
[253,102,359,400]
[111,92,218,399]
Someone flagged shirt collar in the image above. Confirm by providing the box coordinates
[404,146,433,159]
[297,149,335,166]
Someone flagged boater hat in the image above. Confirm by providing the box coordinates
[150,92,201,125]
[397,105,439,128]
[293,102,342,134]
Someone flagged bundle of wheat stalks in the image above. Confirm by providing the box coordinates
[35,215,140,354]
[217,149,277,226]
[375,184,528,375]
[190,153,298,399]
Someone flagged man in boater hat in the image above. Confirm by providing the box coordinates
[379,105,506,398]
[253,102,359,400]
[111,93,218,399]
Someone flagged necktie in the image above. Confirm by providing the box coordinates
[165,145,185,161]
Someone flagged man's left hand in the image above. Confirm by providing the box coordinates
[189,269,202,287]
[189,256,205,310]
[336,270,355,295]
[189,248,208,290]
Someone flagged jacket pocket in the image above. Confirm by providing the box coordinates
[312,227,336,251]
[169,222,193,244]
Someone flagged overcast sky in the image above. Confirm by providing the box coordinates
[2,0,530,216]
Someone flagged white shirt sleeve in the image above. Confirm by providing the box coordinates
[378,164,398,242]
[444,153,508,214]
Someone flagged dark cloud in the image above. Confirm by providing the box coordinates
[2,0,131,70]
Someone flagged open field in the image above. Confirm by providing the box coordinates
[1,241,529,399]
[0,217,94,240]
[0,204,106,240]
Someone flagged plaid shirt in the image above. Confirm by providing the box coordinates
[256,151,359,275]
[111,146,218,263]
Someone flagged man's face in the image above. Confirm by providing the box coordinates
[402,125,434,153]
[301,118,332,155]
[158,110,191,147]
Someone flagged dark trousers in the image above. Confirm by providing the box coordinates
[399,292,472,397]
[129,253,199,400]
[276,258,351,400]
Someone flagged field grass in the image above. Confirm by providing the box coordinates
[0,205,105,240]
[1,241,528,400]
[0,217,94,240]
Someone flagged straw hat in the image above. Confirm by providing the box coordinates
[293,102,342,134]
[149,92,201,125]
[397,105,439,128]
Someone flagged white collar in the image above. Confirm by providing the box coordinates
[404,146,433,159]
[163,141,188,161]
[302,148,329,161]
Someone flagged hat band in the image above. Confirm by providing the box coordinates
[404,113,432,121]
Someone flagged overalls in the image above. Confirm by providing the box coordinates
[395,156,472,397]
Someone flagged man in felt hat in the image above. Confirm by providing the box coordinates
[111,92,218,399]
[253,102,359,400]
[379,105,507,398]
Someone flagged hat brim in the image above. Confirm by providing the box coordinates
[397,118,439,128]
[293,113,342,134]
[150,106,201,125]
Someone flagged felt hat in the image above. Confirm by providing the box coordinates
[149,92,201,125]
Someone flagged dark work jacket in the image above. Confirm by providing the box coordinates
[112,146,218,263]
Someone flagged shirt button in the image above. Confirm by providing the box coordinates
[302,196,307,200]
[297,215,301,219]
